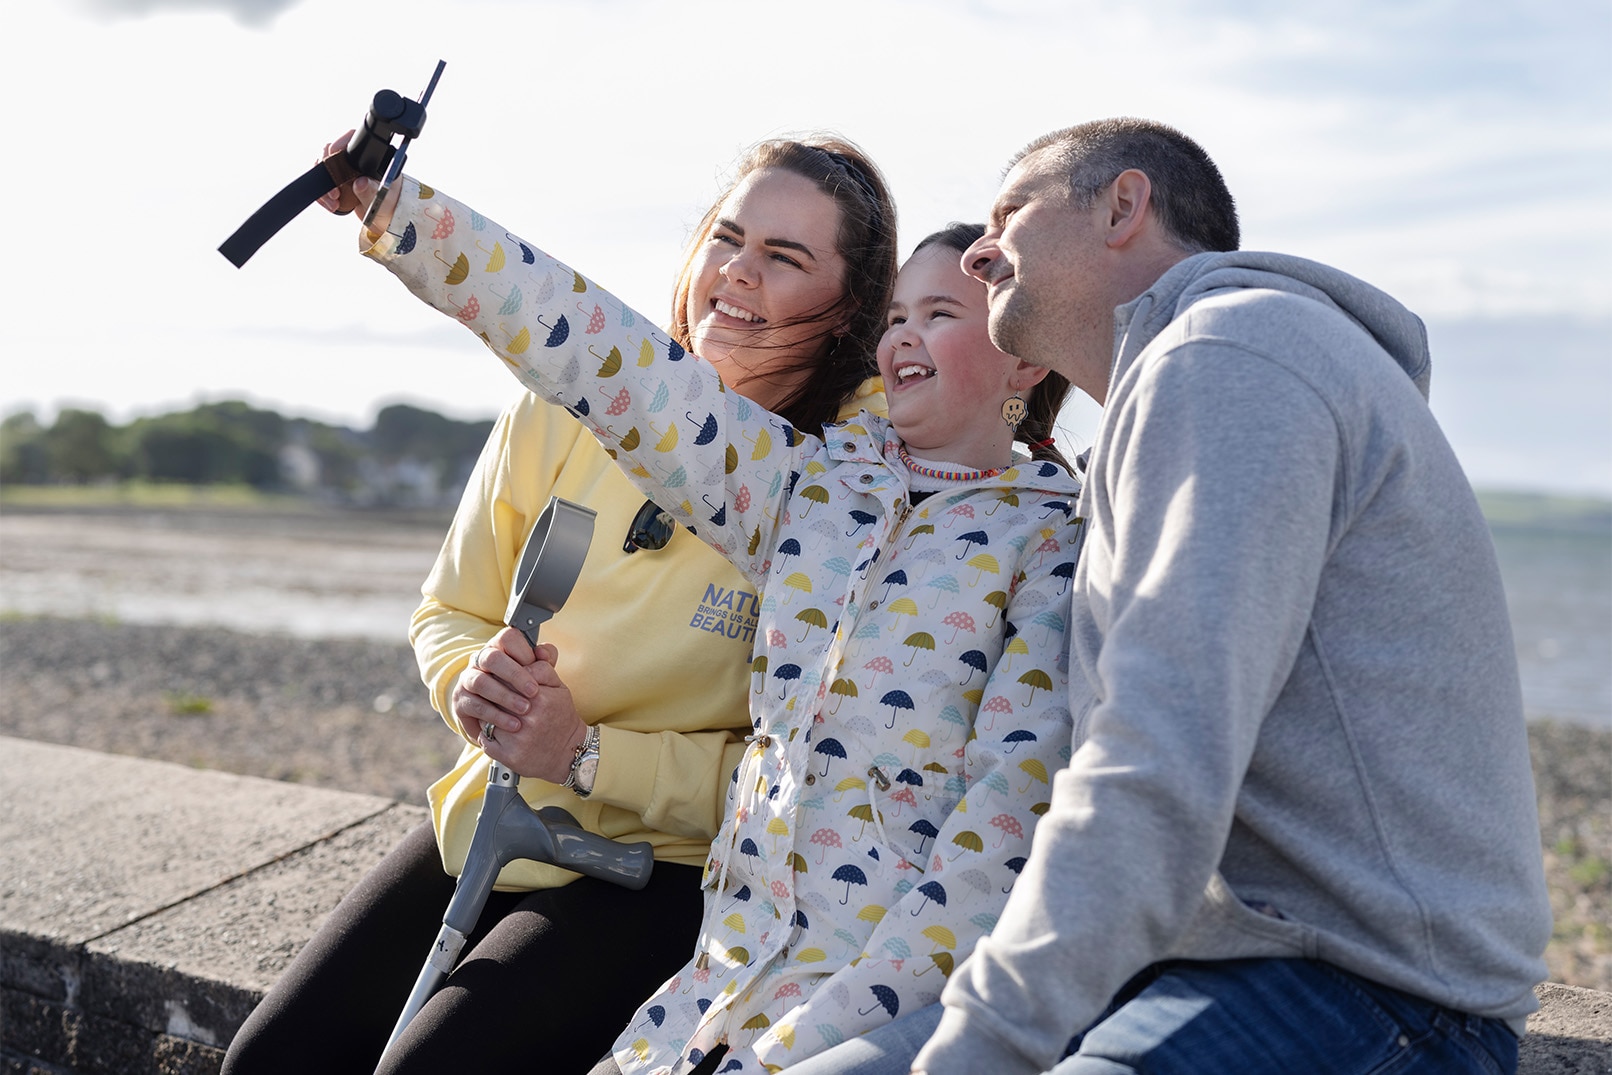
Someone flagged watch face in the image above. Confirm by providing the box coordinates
[574,755,599,795]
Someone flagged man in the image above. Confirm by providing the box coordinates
[903,120,1550,1074]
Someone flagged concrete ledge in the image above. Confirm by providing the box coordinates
[1524,984,1612,1073]
[1,739,426,1074]
[1,738,1608,1074]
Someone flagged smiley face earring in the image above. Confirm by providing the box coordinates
[1002,394,1027,430]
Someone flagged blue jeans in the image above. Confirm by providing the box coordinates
[785,1002,943,1075]
[784,959,1518,1075]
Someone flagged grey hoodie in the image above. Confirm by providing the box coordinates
[917,251,1552,1075]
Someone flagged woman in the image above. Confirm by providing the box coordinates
[220,136,897,1075]
[349,156,1083,1073]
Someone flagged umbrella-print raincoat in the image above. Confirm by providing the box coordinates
[367,179,1087,1074]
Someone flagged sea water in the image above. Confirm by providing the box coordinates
[1491,523,1612,730]
[0,506,1607,728]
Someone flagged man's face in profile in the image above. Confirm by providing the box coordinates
[965,150,1113,394]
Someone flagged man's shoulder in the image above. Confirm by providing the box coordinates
[1169,284,1354,345]
[1151,286,1415,405]
[1140,251,1431,397]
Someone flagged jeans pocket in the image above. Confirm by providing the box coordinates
[1439,1013,1514,1075]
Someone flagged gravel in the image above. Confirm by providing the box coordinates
[0,616,457,805]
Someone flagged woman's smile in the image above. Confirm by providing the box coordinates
[712,298,766,324]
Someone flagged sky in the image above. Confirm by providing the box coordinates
[5,0,1609,496]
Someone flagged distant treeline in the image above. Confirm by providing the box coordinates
[0,401,495,507]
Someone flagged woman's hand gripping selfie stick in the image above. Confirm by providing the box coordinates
[218,60,445,268]
[375,497,654,1070]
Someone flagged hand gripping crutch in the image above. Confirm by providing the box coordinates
[375,496,654,1070]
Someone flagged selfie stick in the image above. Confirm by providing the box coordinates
[219,60,446,268]
[375,497,653,1070]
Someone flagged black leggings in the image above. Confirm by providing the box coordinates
[221,821,705,1075]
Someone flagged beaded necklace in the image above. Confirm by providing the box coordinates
[897,443,1007,484]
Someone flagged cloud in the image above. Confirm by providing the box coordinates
[77,0,299,27]
[1171,0,1606,108]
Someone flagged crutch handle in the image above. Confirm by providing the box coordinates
[534,807,654,890]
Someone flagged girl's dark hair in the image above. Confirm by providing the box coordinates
[670,136,898,433]
[912,223,1073,472]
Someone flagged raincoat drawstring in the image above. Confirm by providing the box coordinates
[692,733,770,974]
[864,765,894,857]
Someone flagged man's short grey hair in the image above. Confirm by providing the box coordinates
[1012,118,1240,254]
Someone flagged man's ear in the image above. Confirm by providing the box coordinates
[1103,169,1153,249]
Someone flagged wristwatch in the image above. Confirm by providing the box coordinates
[562,723,601,798]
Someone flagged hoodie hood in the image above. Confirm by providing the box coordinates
[1111,250,1432,401]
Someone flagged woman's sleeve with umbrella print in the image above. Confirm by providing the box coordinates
[747,543,1080,1071]
[365,177,816,586]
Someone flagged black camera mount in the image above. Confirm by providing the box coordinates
[218,60,445,268]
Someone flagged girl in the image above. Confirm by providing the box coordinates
[355,164,1084,1073]
[222,139,895,1075]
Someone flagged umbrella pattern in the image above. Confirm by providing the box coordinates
[925,573,960,608]
[831,863,868,904]
[859,984,900,1019]
[1002,729,1039,753]
[879,570,908,601]
[1018,668,1055,706]
[900,632,936,668]
[809,827,843,865]
[879,689,915,728]
[1018,758,1050,793]
[911,880,948,915]
[955,530,990,558]
[908,819,940,856]
[827,678,858,714]
[795,607,828,641]
[813,738,847,777]
[941,611,976,645]
[372,180,1086,1075]
[861,656,894,688]
[989,813,1025,847]
[982,590,1009,628]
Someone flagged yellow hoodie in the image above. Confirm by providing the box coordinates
[413,382,886,889]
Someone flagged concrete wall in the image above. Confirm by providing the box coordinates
[2,739,1607,1074]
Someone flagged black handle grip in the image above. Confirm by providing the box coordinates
[218,161,341,268]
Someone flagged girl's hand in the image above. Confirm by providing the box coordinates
[314,130,402,242]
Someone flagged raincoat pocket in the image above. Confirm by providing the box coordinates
[866,771,949,874]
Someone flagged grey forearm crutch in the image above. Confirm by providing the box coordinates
[375,496,654,1070]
